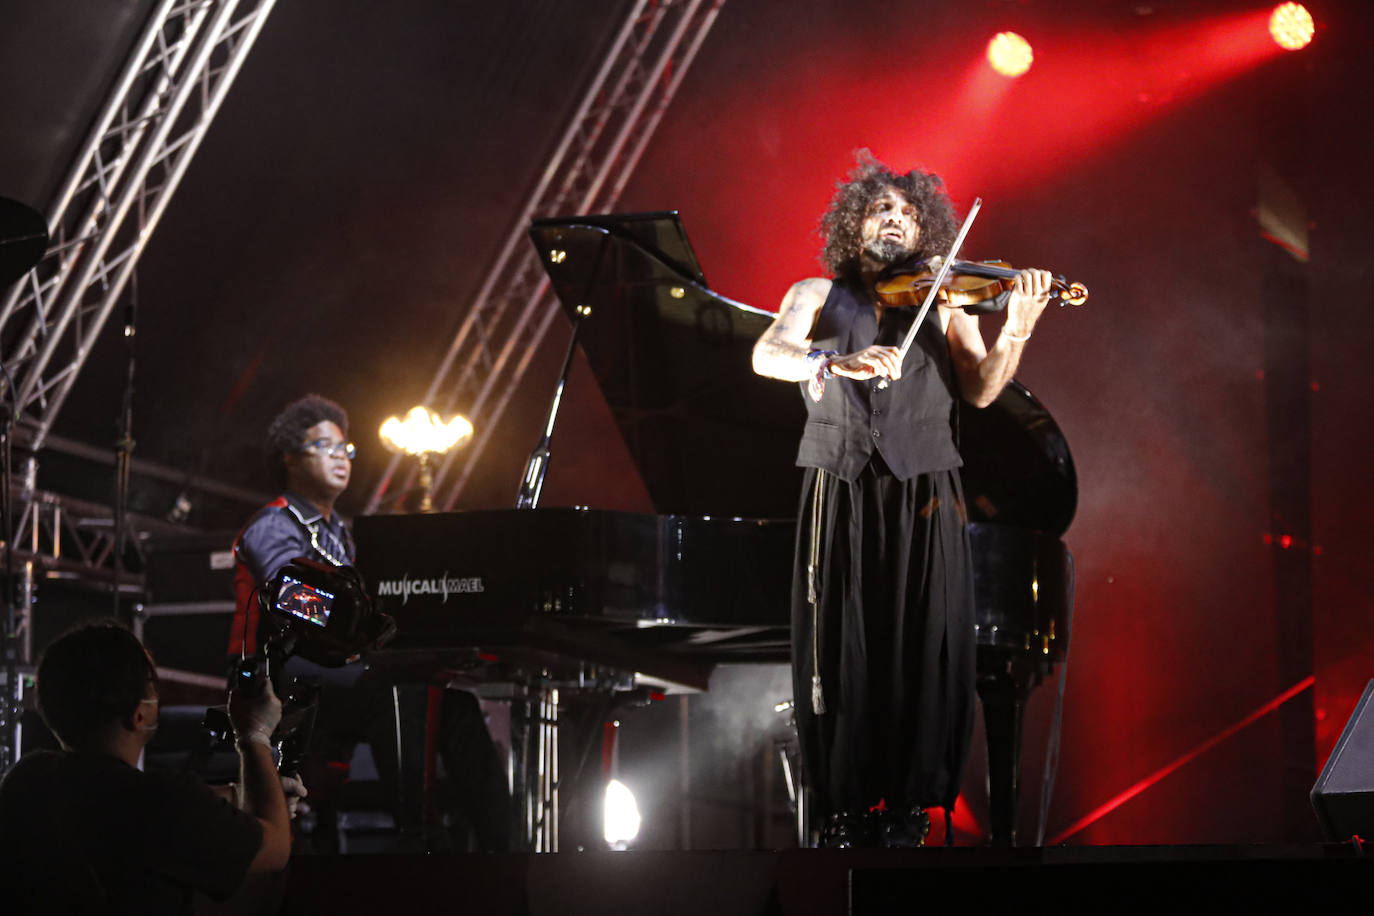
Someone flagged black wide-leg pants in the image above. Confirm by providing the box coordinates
[791,458,976,818]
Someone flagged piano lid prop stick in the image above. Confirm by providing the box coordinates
[876,197,982,390]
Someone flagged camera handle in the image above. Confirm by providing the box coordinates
[274,677,320,780]
[218,631,313,776]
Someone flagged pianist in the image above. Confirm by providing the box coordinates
[229,393,356,655]
[228,394,509,852]
[751,151,1052,847]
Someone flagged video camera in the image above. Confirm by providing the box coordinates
[259,556,396,669]
[214,558,396,773]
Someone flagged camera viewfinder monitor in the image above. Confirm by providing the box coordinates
[276,574,335,628]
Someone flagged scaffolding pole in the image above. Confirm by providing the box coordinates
[0,0,278,772]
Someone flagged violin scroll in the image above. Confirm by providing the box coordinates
[1060,280,1089,307]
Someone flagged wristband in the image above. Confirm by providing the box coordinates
[235,732,273,749]
[806,348,836,376]
[806,349,837,403]
[1001,328,1031,342]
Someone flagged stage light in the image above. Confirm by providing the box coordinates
[987,31,1033,78]
[1268,3,1313,51]
[604,778,641,849]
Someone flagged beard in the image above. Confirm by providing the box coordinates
[863,237,913,265]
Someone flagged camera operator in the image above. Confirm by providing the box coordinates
[0,622,290,914]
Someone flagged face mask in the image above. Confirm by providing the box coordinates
[138,697,159,736]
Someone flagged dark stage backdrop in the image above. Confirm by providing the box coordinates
[2,0,1372,846]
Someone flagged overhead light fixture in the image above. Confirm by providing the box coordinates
[987,31,1034,78]
[1268,3,1313,51]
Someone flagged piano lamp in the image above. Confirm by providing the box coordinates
[378,406,473,512]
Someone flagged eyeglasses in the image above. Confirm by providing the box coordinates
[302,438,357,460]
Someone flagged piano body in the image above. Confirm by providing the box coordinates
[354,212,1074,849]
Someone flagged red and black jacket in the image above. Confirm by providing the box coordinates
[227,492,355,657]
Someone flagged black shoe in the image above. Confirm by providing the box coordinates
[820,811,877,848]
[877,805,930,848]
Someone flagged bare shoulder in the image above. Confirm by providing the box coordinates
[786,276,833,307]
[776,276,833,321]
[764,276,833,344]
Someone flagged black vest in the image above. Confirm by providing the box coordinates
[795,279,962,481]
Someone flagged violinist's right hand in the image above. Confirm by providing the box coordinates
[828,345,902,381]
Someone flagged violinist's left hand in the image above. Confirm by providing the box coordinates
[1003,268,1053,340]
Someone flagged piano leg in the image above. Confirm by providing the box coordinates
[540,687,560,851]
[510,690,535,851]
[509,684,561,852]
[976,665,1035,847]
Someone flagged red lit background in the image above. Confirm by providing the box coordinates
[608,0,1372,844]
[2,0,1371,845]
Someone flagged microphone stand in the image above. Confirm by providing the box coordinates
[112,271,138,622]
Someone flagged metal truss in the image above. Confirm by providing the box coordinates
[0,466,198,772]
[364,0,726,514]
[0,0,278,774]
[0,0,279,451]
[2,472,193,665]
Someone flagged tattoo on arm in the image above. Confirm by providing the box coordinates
[752,278,831,381]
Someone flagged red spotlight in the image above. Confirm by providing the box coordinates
[987,31,1033,78]
[1269,3,1314,51]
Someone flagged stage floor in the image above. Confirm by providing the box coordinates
[276,843,1372,915]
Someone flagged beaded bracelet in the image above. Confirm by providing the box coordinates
[806,348,837,378]
[805,349,837,402]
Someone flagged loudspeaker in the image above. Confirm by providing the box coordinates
[1311,679,1374,841]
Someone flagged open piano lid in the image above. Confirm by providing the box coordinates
[529,212,1077,537]
[529,212,804,519]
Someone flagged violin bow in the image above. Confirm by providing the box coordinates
[878,196,982,390]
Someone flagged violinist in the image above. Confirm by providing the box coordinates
[751,151,1053,848]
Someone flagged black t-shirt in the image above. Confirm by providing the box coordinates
[0,749,263,915]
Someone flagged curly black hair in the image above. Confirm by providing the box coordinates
[819,149,959,282]
[37,621,157,750]
[265,393,349,487]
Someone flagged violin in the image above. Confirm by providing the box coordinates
[874,258,1089,312]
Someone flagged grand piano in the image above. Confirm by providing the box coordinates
[354,212,1074,849]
